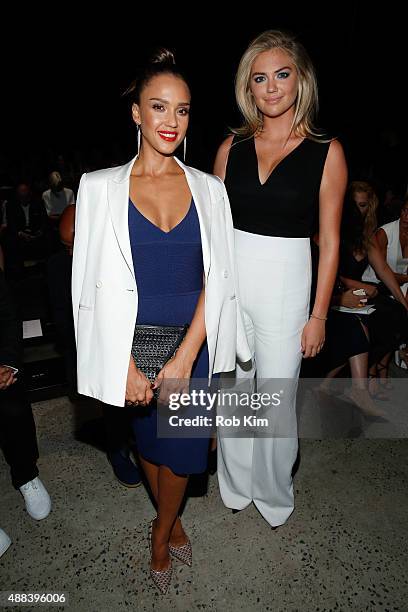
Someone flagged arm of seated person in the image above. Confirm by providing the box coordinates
[339,275,378,297]
[332,288,367,309]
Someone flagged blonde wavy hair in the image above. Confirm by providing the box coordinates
[232,30,324,141]
[349,181,379,250]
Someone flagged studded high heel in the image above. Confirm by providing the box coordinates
[168,537,192,567]
[148,518,172,594]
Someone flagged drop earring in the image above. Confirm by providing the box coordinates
[137,124,141,156]
[183,135,187,162]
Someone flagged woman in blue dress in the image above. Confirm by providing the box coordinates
[73,48,249,594]
[115,49,250,593]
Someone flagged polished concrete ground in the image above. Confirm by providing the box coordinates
[1,390,407,611]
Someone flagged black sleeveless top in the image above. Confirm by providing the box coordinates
[224,135,330,237]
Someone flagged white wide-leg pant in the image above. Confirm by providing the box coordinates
[217,229,311,527]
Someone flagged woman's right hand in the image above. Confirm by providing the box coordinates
[339,289,367,309]
[125,356,154,406]
[0,366,17,390]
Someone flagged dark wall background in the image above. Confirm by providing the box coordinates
[1,6,406,192]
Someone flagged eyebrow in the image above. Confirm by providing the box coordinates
[252,66,292,76]
[149,97,190,106]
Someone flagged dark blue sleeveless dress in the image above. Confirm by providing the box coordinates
[128,197,212,475]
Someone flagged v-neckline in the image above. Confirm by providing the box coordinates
[130,197,193,235]
[253,137,307,187]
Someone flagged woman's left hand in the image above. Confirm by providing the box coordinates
[153,351,194,406]
[301,317,326,358]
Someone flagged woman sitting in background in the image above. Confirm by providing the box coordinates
[308,236,381,418]
[339,184,408,399]
[363,196,408,369]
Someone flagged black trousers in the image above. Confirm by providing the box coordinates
[0,379,39,489]
[102,402,138,454]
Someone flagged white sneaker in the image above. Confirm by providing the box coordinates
[395,346,408,369]
[19,477,51,520]
[0,528,11,558]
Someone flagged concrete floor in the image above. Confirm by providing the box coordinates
[1,393,407,611]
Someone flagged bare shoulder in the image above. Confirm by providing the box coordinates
[213,134,235,180]
[326,138,346,162]
[321,138,348,183]
[376,227,388,244]
[216,134,235,161]
[318,138,348,206]
[219,134,235,154]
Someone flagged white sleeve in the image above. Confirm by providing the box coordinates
[217,177,251,364]
[42,191,52,215]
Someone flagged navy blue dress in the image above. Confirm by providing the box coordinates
[128,197,212,475]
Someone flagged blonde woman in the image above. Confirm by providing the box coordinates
[214,30,347,527]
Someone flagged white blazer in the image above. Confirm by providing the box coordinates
[71,155,251,406]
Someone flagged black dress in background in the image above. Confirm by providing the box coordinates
[301,241,369,377]
[339,245,408,365]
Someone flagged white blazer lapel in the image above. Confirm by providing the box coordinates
[107,156,137,279]
[173,156,212,278]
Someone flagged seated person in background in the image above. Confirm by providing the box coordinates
[307,236,382,418]
[0,246,52,559]
[2,183,49,274]
[42,171,75,221]
[363,197,408,369]
[339,187,408,399]
[43,172,76,255]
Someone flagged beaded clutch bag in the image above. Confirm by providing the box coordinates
[131,324,189,386]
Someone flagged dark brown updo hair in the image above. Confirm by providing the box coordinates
[123,47,189,104]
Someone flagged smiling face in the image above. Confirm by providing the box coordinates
[131,73,191,157]
[249,48,299,120]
